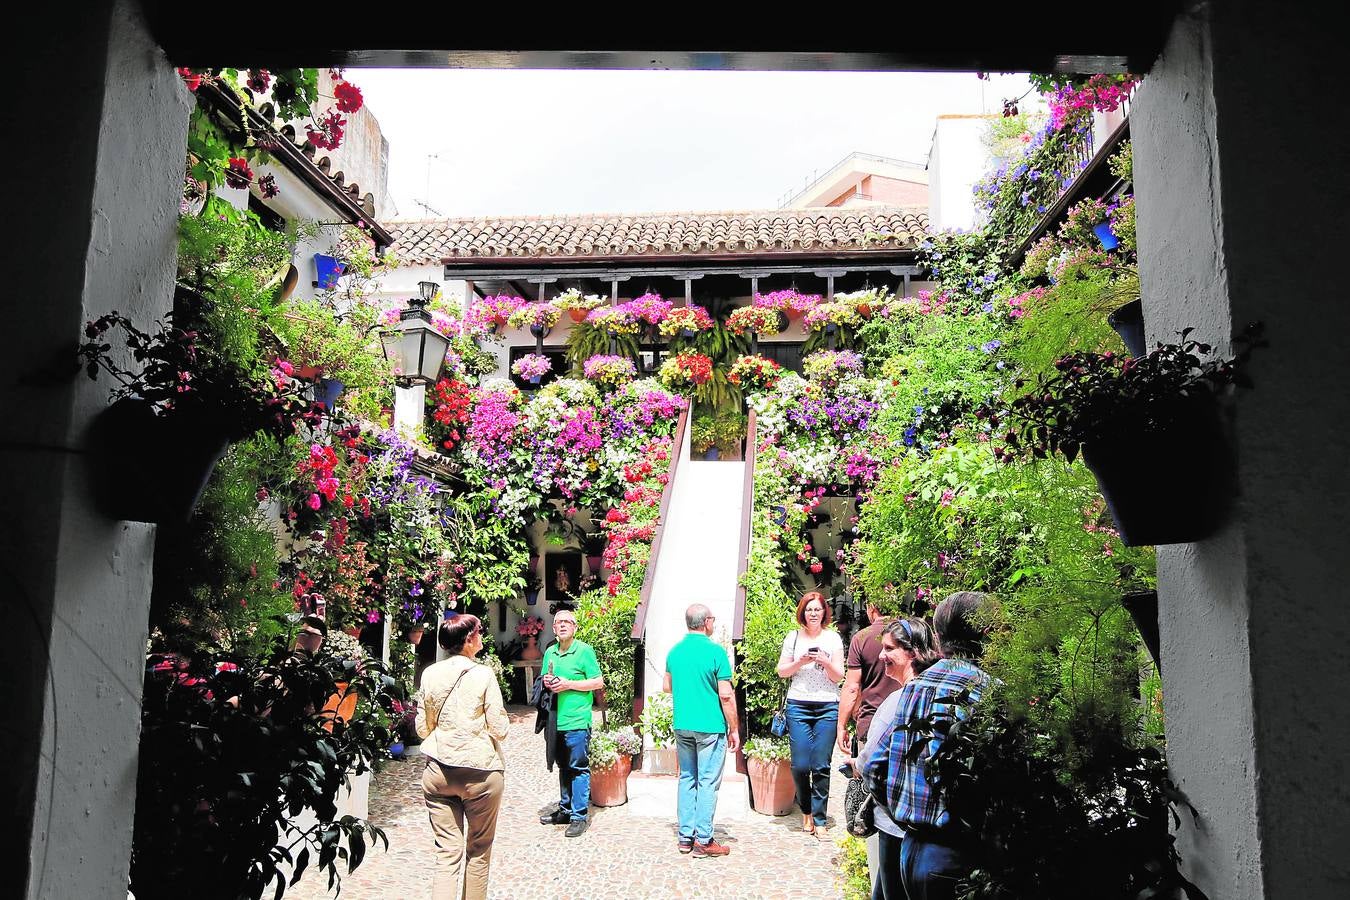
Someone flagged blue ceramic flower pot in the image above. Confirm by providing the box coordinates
[1093,221,1120,251]
[312,377,345,411]
[313,253,345,290]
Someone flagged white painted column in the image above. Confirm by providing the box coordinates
[1134,6,1350,897]
[393,383,426,436]
[5,4,190,897]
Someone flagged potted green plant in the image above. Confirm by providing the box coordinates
[690,413,717,459]
[589,725,644,806]
[714,410,746,460]
[998,325,1263,546]
[279,298,392,415]
[638,692,678,774]
[744,736,795,815]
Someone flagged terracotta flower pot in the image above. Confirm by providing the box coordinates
[591,755,632,806]
[322,682,360,733]
[520,633,542,660]
[569,308,587,324]
[748,757,796,816]
[856,303,872,318]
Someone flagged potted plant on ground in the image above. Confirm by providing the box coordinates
[997,325,1263,545]
[638,691,678,774]
[714,410,746,461]
[744,735,795,815]
[690,412,717,460]
[590,725,644,806]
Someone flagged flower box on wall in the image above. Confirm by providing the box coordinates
[1080,397,1234,546]
[90,398,232,524]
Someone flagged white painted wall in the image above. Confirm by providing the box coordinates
[18,5,189,898]
[1134,7,1350,897]
[927,117,997,232]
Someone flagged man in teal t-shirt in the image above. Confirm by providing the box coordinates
[663,603,739,857]
[540,608,604,837]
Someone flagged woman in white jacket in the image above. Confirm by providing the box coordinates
[416,615,510,900]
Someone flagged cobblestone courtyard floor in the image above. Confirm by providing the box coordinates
[291,707,847,899]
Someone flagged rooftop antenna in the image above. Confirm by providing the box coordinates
[415,150,449,218]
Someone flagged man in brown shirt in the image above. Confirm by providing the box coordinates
[836,602,897,754]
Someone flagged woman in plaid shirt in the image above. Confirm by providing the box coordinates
[862,592,994,900]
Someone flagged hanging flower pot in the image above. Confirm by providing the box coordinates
[313,253,345,290]
[587,554,604,574]
[679,327,697,339]
[530,323,552,339]
[407,625,425,646]
[90,398,232,524]
[1121,590,1161,670]
[294,363,323,381]
[568,308,587,324]
[1107,299,1147,358]
[1093,221,1120,251]
[856,303,873,318]
[528,374,541,385]
[529,555,540,574]
[312,377,346,411]
[824,322,839,335]
[525,589,539,606]
[1080,396,1234,546]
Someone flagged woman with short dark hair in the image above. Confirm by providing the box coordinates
[415,615,509,900]
[776,591,845,835]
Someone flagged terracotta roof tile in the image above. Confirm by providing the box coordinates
[387,207,928,266]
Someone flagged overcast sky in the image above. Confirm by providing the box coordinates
[350,69,1037,221]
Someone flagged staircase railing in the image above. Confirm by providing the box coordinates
[732,408,758,642]
[630,405,690,642]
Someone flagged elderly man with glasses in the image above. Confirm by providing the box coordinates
[539,608,604,837]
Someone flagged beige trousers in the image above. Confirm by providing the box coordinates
[422,760,504,900]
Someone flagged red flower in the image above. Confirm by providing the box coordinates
[333,79,364,113]
[177,68,202,91]
[246,69,271,93]
[225,157,253,190]
[306,109,347,151]
[258,174,279,199]
[810,562,823,574]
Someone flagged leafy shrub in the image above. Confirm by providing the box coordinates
[574,585,639,723]
[129,639,397,899]
[638,690,675,747]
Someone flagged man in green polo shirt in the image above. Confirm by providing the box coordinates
[663,603,740,858]
[539,608,604,837]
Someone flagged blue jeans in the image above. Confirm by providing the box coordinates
[557,728,591,822]
[675,729,727,843]
[899,836,971,900]
[786,699,838,826]
[872,829,904,900]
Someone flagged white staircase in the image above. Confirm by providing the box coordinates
[634,421,748,809]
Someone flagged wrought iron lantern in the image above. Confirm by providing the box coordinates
[380,281,451,385]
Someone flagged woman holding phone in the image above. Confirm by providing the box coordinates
[776,591,845,835]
